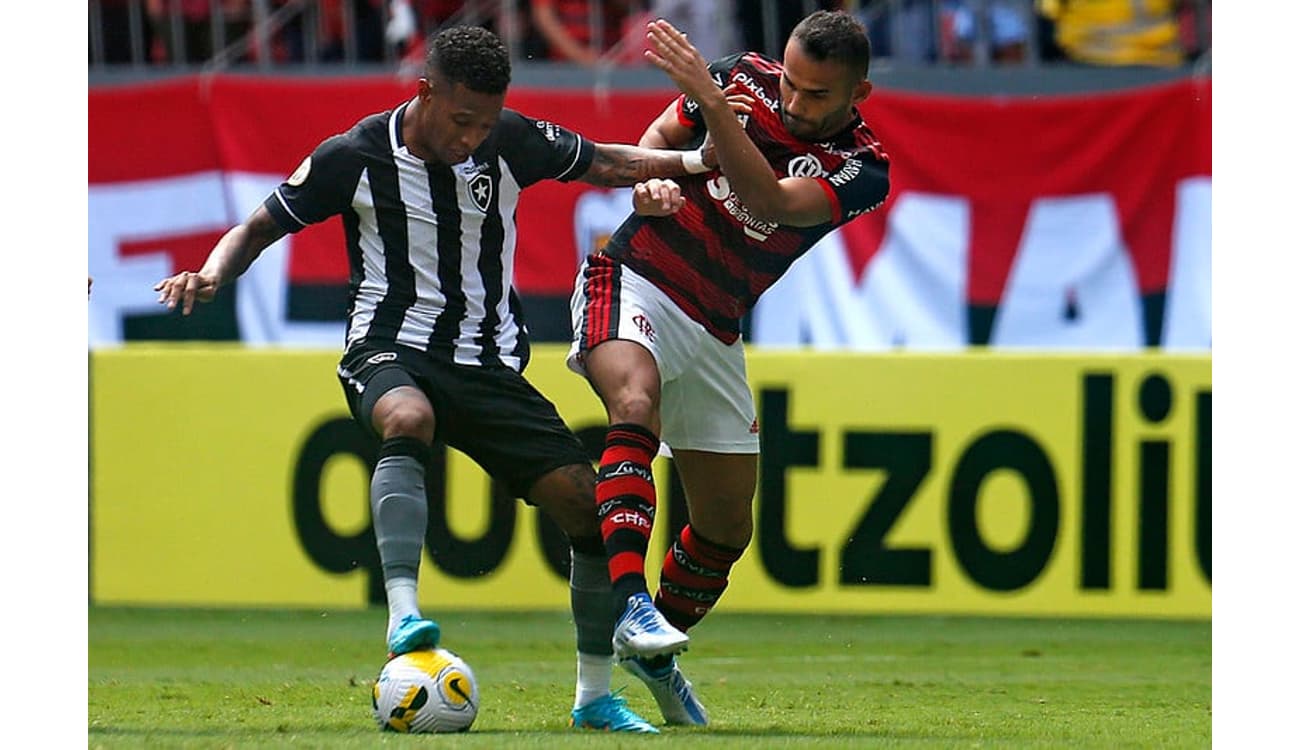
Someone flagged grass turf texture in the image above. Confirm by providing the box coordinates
[89,607,1209,748]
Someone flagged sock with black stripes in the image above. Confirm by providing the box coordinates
[655,524,746,632]
[596,423,661,609]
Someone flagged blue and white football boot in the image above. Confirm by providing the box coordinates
[570,689,659,733]
[623,654,709,726]
[612,593,689,660]
[386,615,441,658]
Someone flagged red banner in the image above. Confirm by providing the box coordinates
[88,76,1210,349]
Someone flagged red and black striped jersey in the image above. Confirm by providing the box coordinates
[603,52,891,344]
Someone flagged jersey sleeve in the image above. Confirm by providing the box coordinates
[674,53,746,132]
[497,109,596,187]
[262,133,358,233]
[817,155,890,225]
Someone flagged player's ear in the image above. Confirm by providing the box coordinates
[851,79,873,106]
[417,77,434,101]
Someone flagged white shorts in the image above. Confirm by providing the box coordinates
[567,255,759,454]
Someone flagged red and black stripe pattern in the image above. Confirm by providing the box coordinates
[577,253,623,357]
[655,524,745,631]
[596,422,662,603]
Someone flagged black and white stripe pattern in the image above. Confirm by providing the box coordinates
[265,101,594,371]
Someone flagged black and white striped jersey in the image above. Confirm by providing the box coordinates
[263,100,596,371]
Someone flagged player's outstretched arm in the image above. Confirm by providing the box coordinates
[154,204,286,316]
[582,85,753,187]
[579,142,700,187]
[644,19,832,227]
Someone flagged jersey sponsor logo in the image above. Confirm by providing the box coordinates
[287,156,311,187]
[534,120,561,142]
[787,154,826,178]
[828,158,863,187]
[469,173,493,213]
[732,71,779,111]
[705,175,779,241]
[454,159,489,178]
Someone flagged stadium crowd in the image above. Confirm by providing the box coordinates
[92,0,1210,70]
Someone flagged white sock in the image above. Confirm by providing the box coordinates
[384,577,421,640]
[574,651,613,709]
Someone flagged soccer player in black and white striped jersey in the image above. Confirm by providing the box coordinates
[155,24,716,734]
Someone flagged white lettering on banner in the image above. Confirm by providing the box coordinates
[87,173,346,348]
[750,182,1211,351]
[88,172,231,345]
[752,192,968,349]
[1163,178,1212,349]
[991,194,1141,348]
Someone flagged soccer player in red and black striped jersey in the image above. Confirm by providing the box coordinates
[566,11,890,726]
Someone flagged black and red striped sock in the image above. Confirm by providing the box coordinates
[656,524,745,631]
[596,423,661,607]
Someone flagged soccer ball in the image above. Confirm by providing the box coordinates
[372,648,480,733]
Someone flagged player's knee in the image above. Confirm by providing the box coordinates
[697,510,753,550]
[372,392,435,443]
[529,464,600,537]
[604,390,658,428]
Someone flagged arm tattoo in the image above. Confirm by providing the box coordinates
[583,143,686,187]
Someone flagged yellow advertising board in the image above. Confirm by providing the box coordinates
[90,345,1210,618]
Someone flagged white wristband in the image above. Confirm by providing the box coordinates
[681,147,709,174]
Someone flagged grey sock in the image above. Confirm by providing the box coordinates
[570,548,616,656]
[371,455,427,581]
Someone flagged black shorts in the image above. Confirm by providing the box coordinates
[337,341,589,500]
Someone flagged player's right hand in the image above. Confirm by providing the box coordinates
[154,270,218,316]
[633,178,684,217]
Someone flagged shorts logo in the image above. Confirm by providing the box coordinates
[367,352,398,365]
[633,314,656,343]
[469,174,493,213]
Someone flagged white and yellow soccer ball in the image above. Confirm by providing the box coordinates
[372,648,479,733]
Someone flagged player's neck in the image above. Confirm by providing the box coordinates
[401,98,435,163]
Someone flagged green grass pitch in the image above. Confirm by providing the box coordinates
[89,607,1209,748]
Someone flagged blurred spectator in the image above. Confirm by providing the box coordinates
[857,0,939,63]
[274,0,387,64]
[146,0,252,64]
[93,0,155,64]
[1036,0,1185,67]
[944,1,1031,63]
[530,0,644,65]
[736,0,843,59]
[650,0,738,60]
[1177,0,1209,63]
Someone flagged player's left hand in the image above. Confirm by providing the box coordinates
[644,19,723,109]
[632,178,684,216]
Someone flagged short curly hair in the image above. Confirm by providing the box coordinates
[790,10,872,79]
[426,25,511,94]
